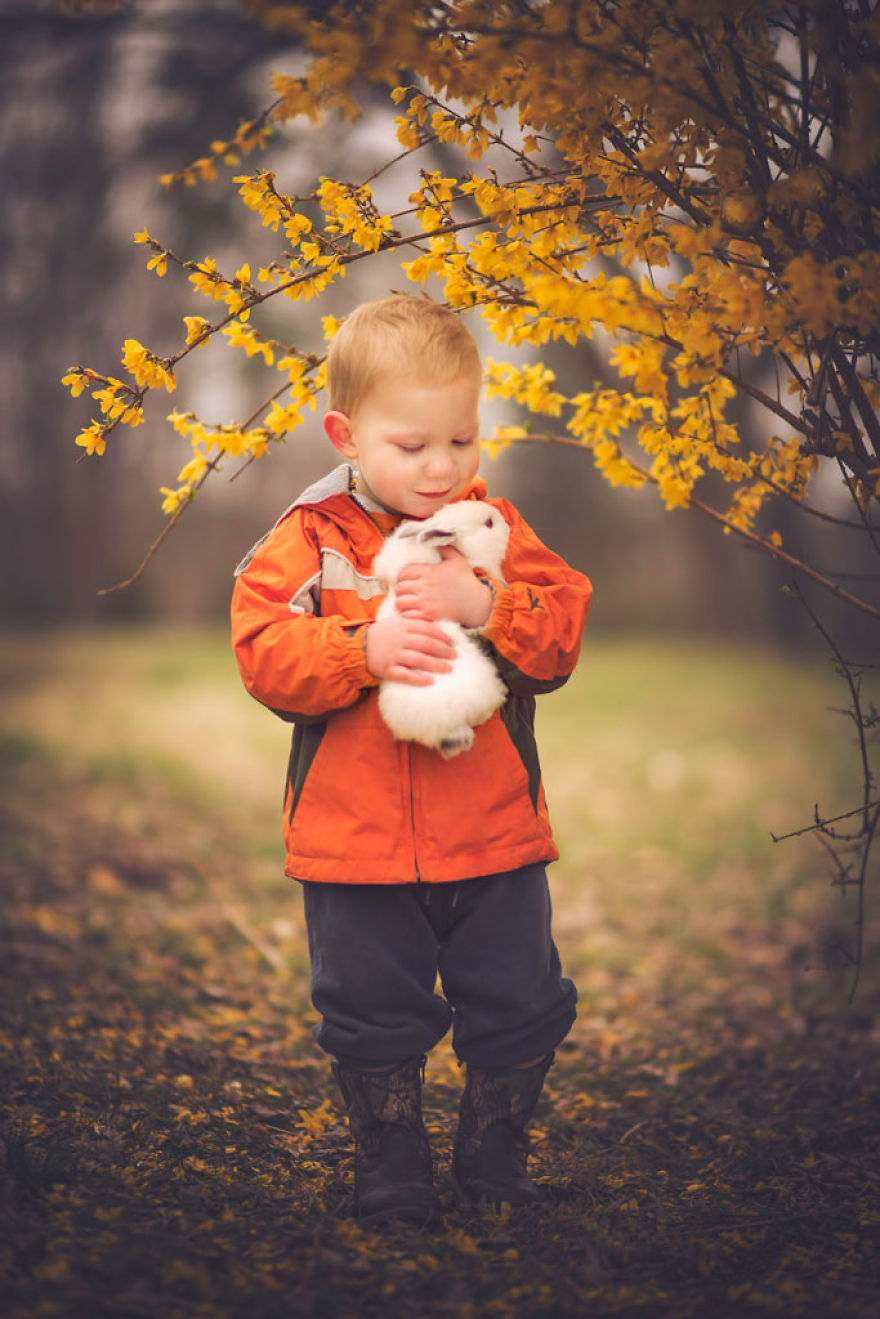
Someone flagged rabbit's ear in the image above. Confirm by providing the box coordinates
[418,527,456,544]
[395,522,423,540]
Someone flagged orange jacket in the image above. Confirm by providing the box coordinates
[231,465,592,884]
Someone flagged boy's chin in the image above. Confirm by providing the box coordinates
[409,489,461,513]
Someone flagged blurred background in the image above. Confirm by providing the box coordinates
[1,0,875,653]
[1,14,877,1303]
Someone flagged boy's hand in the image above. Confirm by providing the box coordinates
[365,615,456,686]
[394,548,493,629]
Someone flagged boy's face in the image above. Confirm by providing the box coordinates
[324,373,481,518]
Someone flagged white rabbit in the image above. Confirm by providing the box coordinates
[372,501,511,758]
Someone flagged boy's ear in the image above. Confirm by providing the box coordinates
[324,411,357,458]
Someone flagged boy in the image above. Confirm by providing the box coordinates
[231,295,592,1224]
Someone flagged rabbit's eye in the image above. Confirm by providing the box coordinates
[484,517,494,527]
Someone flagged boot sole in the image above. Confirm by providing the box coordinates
[450,1169,545,1209]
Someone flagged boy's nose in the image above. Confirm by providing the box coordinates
[424,452,455,479]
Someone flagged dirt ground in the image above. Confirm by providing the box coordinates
[1,632,878,1317]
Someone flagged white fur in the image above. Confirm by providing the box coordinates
[373,502,510,758]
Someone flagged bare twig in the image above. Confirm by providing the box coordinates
[779,584,878,1001]
[770,800,880,843]
[795,589,876,827]
[96,451,225,594]
[495,432,880,621]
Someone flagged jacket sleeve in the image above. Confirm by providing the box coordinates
[230,509,378,722]
[477,499,592,696]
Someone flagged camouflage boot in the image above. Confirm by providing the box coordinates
[452,1053,553,1207]
[332,1055,442,1226]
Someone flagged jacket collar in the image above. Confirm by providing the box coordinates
[234,465,491,574]
[297,463,488,520]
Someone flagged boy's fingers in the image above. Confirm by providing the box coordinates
[403,623,455,654]
[418,634,456,656]
[399,605,444,623]
[399,640,453,667]
[386,666,435,686]
[397,564,434,582]
[403,655,453,672]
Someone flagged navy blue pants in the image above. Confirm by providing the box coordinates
[301,863,576,1069]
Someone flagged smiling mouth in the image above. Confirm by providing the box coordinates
[416,488,452,499]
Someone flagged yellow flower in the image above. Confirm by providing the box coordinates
[247,427,270,459]
[160,485,191,515]
[121,339,176,393]
[74,420,106,457]
[394,116,422,149]
[222,321,274,365]
[176,452,209,484]
[167,408,194,435]
[62,370,88,398]
[188,257,224,301]
[484,359,565,416]
[183,316,211,347]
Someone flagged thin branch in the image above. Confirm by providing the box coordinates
[848,803,879,1002]
[779,581,879,1002]
[824,360,877,483]
[752,470,879,531]
[723,17,774,187]
[816,832,858,886]
[602,125,713,227]
[96,454,224,595]
[718,366,810,437]
[836,459,880,557]
[497,432,880,620]
[663,483,880,618]
[228,370,324,484]
[769,800,880,843]
[831,344,880,460]
[790,586,876,826]
[798,7,812,168]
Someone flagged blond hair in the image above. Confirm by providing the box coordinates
[326,295,481,415]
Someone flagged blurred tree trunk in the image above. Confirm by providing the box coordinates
[0,9,119,620]
[0,2,287,621]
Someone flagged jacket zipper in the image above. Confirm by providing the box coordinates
[406,744,421,883]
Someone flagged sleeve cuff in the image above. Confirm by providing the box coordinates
[473,575,513,641]
[341,621,379,689]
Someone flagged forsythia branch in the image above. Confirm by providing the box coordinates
[67,0,879,614]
